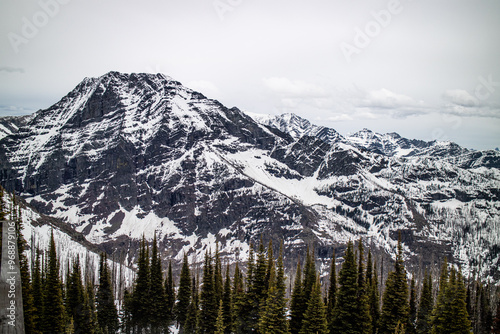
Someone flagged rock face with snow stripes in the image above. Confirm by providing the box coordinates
[0,72,499,281]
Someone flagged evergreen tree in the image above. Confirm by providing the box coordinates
[431,267,471,334]
[176,253,192,330]
[32,248,44,332]
[150,234,168,333]
[234,245,254,334]
[452,270,472,333]
[133,236,151,332]
[492,297,500,334]
[185,275,199,334]
[379,237,409,334]
[222,266,233,334]
[247,238,268,331]
[299,278,328,334]
[478,284,493,334]
[215,300,226,334]
[431,260,449,334]
[96,252,119,334]
[67,257,85,333]
[165,260,176,323]
[327,250,337,325]
[265,240,274,292]
[214,244,224,305]
[259,242,289,334]
[366,250,380,334]
[15,211,38,334]
[332,240,358,334]
[43,230,66,333]
[303,246,317,303]
[122,289,134,334]
[199,250,218,334]
[80,282,98,334]
[355,240,372,334]
[253,237,269,303]
[290,260,305,334]
[416,271,433,334]
[408,277,417,334]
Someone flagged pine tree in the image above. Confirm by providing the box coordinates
[290,260,305,334]
[234,245,254,334]
[332,240,358,334]
[176,253,192,330]
[408,277,417,334]
[327,250,337,324]
[431,260,449,334]
[355,240,372,334]
[199,250,218,334]
[32,248,44,332]
[165,260,176,324]
[253,237,269,303]
[431,267,471,334]
[265,239,274,292]
[150,234,168,333]
[379,237,409,334]
[248,238,268,330]
[232,260,250,334]
[222,266,233,334]
[122,289,134,334]
[259,242,289,334]
[451,270,472,333]
[478,284,493,334]
[96,252,119,334]
[215,300,226,334]
[299,277,328,334]
[67,257,85,333]
[80,282,97,334]
[492,297,500,334]
[43,230,66,333]
[15,211,38,334]
[185,275,199,334]
[214,244,224,305]
[416,271,433,334]
[133,236,151,332]
[303,246,317,303]
[366,250,380,334]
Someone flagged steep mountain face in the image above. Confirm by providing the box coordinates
[1,72,499,281]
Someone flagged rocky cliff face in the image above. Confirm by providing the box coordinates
[1,72,499,281]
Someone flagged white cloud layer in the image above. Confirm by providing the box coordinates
[0,0,499,149]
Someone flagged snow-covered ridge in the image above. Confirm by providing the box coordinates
[0,72,499,282]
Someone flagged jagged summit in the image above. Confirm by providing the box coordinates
[1,72,499,280]
[254,112,344,144]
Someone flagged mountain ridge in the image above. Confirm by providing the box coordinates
[1,72,499,281]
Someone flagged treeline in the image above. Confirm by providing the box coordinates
[122,235,500,334]
[1,188,119,334]
[2,186,500,334]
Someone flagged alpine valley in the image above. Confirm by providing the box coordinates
[1,72,499,282]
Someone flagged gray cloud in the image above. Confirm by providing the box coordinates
[442,89,478,108]
[0,67,24,74]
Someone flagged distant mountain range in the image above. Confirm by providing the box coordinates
[1,72,499,281]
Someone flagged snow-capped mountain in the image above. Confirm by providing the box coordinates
[1,72,499,281]
[255,112,344,145]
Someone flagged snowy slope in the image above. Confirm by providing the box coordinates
[1,189,135,296]
[0,72,499,282]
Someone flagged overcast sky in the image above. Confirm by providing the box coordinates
[1,0,499,149]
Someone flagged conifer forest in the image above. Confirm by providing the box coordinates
[1,187,500,334]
